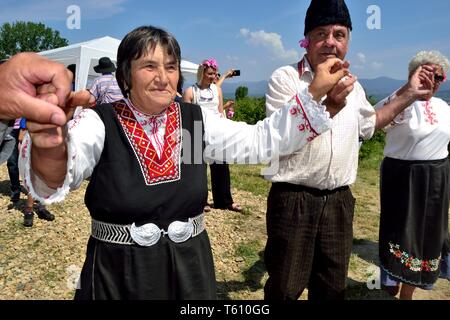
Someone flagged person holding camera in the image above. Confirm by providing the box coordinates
[215,69,240,88]
[183,59,243,213]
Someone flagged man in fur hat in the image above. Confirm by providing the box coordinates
[263,0,434,300]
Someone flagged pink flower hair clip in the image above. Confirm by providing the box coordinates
[299,38,310,49]
[202,58,218,70]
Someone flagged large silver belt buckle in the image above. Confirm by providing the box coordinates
[130,223,161,246]
[167,220,193,243]
[130,219,194,246]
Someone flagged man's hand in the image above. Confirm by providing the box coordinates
[308,58,350,103]
[27,88,94,150]
[36,84,95,119]
[26,89,93,190]
[324,74,357,117]
[0,52,74,125]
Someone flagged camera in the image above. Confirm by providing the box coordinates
[232,70,241,76]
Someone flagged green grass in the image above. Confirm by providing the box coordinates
[234,240,266,291]
[235,240,262,267]
[229,164,270,197]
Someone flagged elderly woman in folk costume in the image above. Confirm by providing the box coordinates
[183,58,242,213]
[19,25,349,299]
[376,50,450,300]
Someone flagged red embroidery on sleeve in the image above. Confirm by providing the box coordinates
[294,95,319,142]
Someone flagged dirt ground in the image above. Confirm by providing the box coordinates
[0,165,448,300]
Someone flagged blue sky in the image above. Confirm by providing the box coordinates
[1,0,450,81]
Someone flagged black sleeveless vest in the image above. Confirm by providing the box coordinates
[85,101,207,229]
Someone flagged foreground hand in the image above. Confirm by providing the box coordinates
[0,52,73,125]
[36,85,95,119]
[27,89,94,150]
[308,58,350,102]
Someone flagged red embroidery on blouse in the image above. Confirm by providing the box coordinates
[69,109,88,130]
[114,101,182,185]
[21,137,29,160]
[294,95,319,142]
[422,101,438,125]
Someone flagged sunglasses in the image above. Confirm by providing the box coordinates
[434,74,446,83]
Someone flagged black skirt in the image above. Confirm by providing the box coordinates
[379,157,449,287]
[74,231,217,300]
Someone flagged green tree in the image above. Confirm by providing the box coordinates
[235,86,249,100]
[0,21,68,60]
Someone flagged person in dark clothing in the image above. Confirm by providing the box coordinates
[7,119,21,202]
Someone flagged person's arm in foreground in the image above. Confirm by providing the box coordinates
[13,59,95,200]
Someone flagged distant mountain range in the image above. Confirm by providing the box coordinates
[220,77,450,102]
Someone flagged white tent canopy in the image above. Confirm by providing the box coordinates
[38,36,199,90]
[180,60,199,77]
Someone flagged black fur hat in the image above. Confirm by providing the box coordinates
[304,0,353,36]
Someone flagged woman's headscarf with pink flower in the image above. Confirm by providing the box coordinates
[202,58,218,70]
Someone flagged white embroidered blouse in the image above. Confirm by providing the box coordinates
[375,94,450,160]
[19,87,333,204]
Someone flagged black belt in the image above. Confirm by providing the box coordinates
[271,182,349,196]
